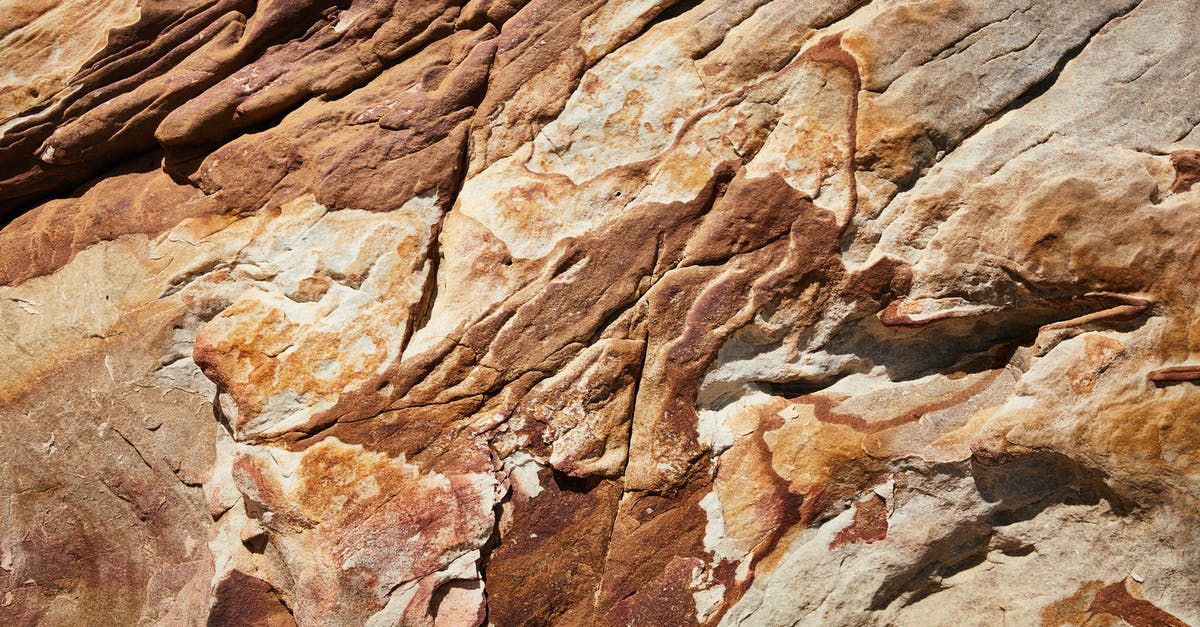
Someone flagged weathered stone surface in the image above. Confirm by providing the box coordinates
[2,0,1200,625]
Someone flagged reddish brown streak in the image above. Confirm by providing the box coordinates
[1041,292,1151,331]
[829,493,888,549]
[1087,581,1189,627]
[1169,149,1200,193]
[877,299,982,327]
[879,292,1151,330]
[1146,365,1200,383]
[799,362,1009,435]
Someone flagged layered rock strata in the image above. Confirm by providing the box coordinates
[2,0,1200,625]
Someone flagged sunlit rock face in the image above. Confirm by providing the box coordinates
[3,0,1200,624]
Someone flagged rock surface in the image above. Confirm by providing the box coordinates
[2,0,1200,625]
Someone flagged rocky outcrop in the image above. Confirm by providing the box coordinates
[2,0,1200,625]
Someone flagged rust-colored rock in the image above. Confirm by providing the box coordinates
[3,0,1200,625]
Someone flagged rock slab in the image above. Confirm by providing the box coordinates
[2,0,1200,625]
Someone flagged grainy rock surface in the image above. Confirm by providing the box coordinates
[2,1,1200,625]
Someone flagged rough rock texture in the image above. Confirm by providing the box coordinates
[2,0,1200,625]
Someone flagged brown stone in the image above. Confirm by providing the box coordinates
[4,0,1200,624]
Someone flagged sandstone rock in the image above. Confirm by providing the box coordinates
[2,0,1199,625]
